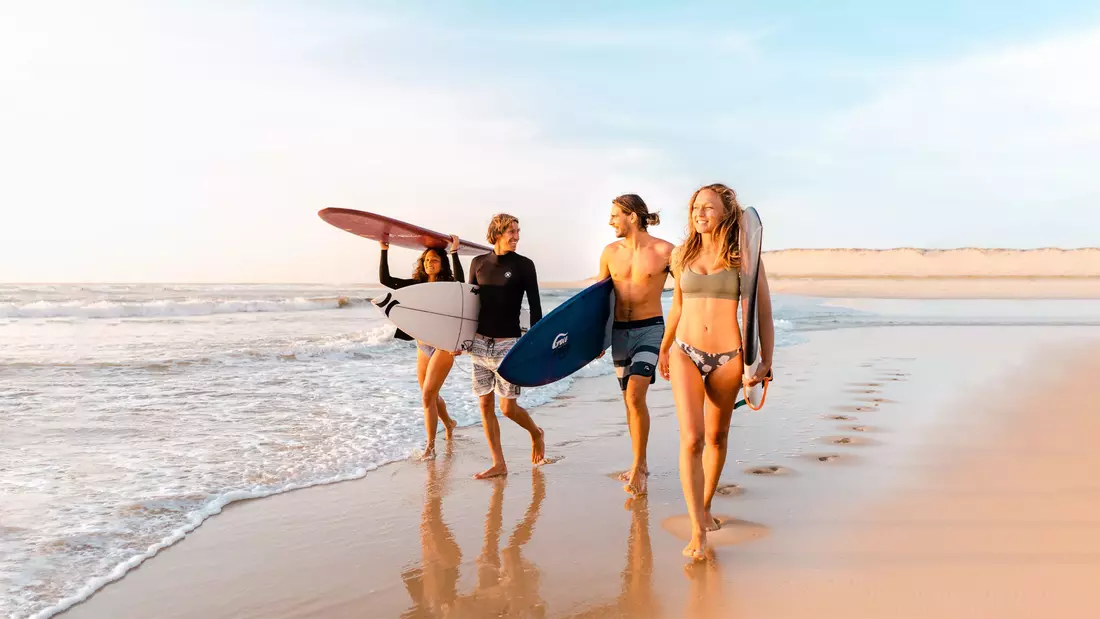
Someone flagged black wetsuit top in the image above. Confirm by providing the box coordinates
[467,251,542,338]
[378,248,464,341]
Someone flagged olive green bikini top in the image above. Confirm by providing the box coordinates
[680,266,741,301]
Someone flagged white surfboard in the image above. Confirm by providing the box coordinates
[739,207,771,410]
[372,282,480,353]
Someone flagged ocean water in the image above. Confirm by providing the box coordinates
[4,284,1100,619]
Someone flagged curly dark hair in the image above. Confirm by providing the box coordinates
[411,247,455,282]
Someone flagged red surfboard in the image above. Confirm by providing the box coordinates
[318,208,492,256]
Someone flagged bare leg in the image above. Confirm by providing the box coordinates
[420,350,456,459]
[474,392,508,479]
[414,348,436,459]
[701,358,742,530]
[438,395,458,441]
[622,376,652,496]
[670,345,708,560]
[499,397,546,465]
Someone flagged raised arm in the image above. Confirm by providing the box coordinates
[447,235,465,283]
[378,242,415,289]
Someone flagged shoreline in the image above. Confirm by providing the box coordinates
[55,323,1100,619]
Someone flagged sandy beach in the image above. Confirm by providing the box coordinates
[55,319,1100,619]
[548,249,1100,298]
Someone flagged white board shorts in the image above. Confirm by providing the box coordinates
[469,334,521,399]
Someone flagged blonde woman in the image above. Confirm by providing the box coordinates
[657,184,775,560]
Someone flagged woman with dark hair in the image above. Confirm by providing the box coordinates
[379,235,465,459]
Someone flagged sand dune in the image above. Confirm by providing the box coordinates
[764,247,1100,278]
[547,248,1100,298]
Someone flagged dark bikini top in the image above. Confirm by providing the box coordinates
[680,266,741,301]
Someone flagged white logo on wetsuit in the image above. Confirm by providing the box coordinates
[505,271,512,278]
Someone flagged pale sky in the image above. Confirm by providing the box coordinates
[2,1,1098,283]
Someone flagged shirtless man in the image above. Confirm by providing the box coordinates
[597,194,675,496]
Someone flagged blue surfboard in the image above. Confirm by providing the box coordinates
[496,278,615,387]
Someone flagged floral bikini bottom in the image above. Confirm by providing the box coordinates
[675,339,741,379]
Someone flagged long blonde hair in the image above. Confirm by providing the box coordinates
[672,183,743,274]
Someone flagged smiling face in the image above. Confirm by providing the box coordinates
[422,251,442,277]
[496,222,520,253]
[487,213,520,254]
[609,204,635,238]
[690,188,727,235]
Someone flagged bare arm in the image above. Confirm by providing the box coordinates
[657,251,683,381]
[747,260,775,384]
[595,247,613,357]
[597,245,611,281]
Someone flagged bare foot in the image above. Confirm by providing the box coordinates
[473,464,508,479]
[682,530,708,562]
[530,427,547,464]
[419,446,437,461]
[623,467,649,497]
[443,417,458,441]
[703,511,721,531]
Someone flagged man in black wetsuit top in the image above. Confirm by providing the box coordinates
[467,213,548,479]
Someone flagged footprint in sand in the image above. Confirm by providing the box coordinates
[661,515,769,546]
[745,465,791,476]
[817,435,878,447]
[825,414,855,421]
[833,404,877,413]
[845,388,881,395]
[798,452,855,464]
[715,483,744,497]
[848,425,876,433]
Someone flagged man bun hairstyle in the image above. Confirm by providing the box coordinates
[612,194,660,230]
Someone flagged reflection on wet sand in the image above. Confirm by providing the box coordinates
[402,461,728,619]
[562,496,660,619]
[683,559,728,619]
[401,452,462,618]
[401,457,547,618]
[449,468,546,617]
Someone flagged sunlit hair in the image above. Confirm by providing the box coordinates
[486,213,519,244]
[612,194,660,230]
[412,247,454,282]
[671,183,743,274]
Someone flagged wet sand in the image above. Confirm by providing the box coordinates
[58,325,1100,619]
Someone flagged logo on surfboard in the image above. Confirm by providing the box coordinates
[372,292,400,316]
[551,332,570,359]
